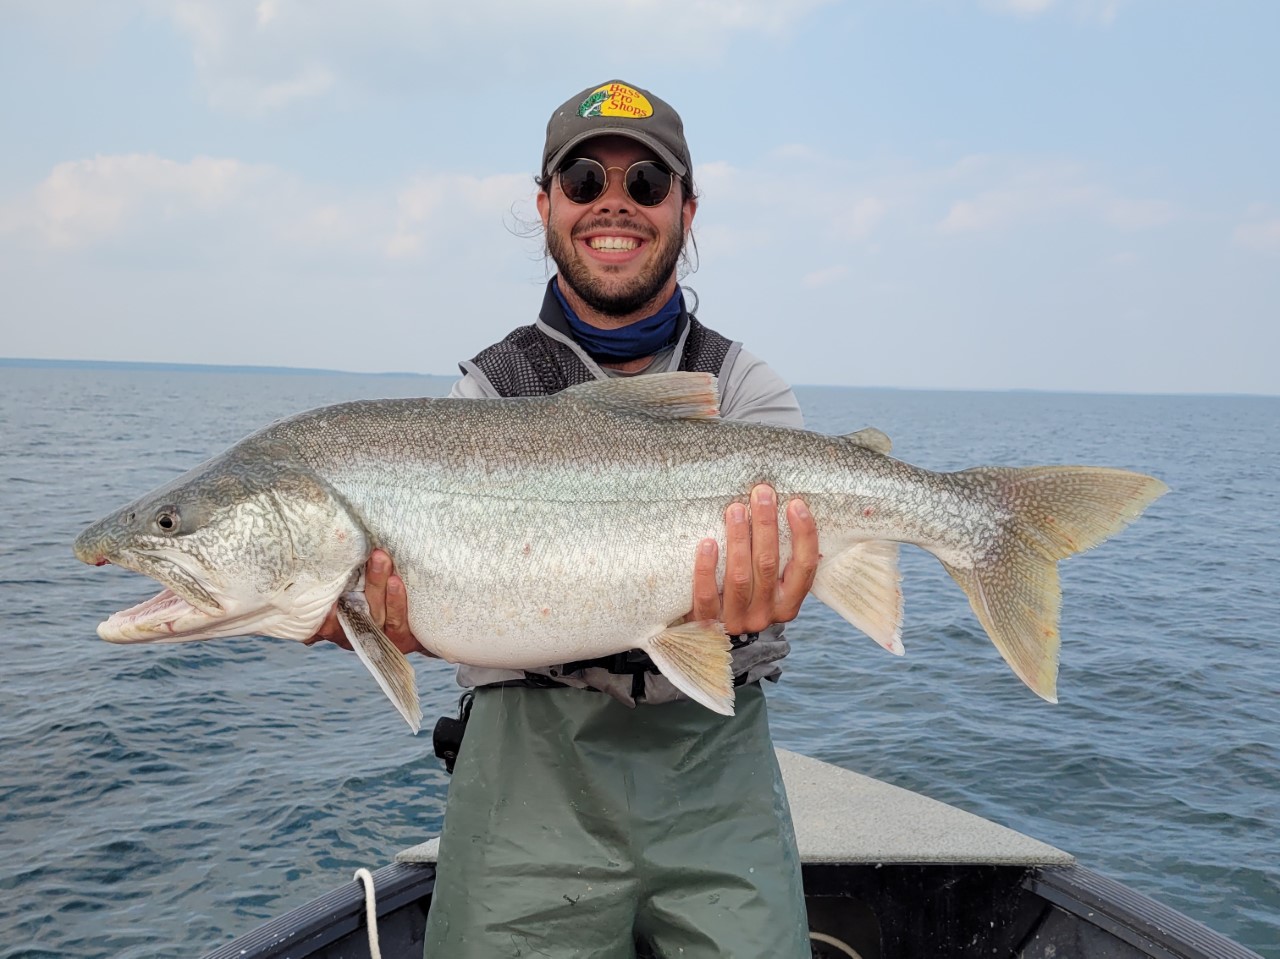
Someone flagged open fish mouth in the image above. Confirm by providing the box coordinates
[98,588,224,643]
[96,583,241,642]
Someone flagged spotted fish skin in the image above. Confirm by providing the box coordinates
[74,373,1167,727]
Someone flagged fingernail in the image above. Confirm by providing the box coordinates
[755,487,774,507]
[794,501,810,520]
[729,504,747,524]
[700,540,716,555]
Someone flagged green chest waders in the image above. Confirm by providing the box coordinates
[422,684,810,959]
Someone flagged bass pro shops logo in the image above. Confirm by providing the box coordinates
[577,83,654,119]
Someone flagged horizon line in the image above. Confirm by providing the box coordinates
[0,356,1273,400]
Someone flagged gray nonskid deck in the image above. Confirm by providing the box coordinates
[397,747,1073,867]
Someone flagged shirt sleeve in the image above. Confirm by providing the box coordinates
[718,348,804,429]
[448,372,498,399]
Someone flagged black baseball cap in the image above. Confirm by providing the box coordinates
[542,80,691,179]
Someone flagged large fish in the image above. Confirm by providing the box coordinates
[74,373,1166,731]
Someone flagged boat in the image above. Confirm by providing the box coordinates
[201,749,1263,959]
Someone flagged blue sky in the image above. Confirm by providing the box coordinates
[2,1,1276,394]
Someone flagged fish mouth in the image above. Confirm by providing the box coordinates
[97,583,252,642]
[87,549,241,644]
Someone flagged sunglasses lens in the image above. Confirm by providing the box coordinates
[624,161,672,207]
[559,159,606,204]
[558,159,674,207]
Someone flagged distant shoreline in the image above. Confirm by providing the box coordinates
[1,356,1272,398]
[0,357,445,378]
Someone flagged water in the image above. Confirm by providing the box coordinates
[1,367,1276,957]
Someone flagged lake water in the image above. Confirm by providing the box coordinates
[1,366,1276,957]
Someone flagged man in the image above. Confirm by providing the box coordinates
[315,79,819,958]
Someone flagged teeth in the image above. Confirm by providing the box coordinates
[588,236,638,251]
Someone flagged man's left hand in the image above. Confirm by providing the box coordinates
[690,484,820,635]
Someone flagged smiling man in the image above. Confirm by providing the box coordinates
[317,80,820,958]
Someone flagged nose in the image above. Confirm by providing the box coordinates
[590,166,635,215]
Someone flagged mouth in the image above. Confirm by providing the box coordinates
[575,220,652,263]
[585,235,641,253]
[98,587,215,643]
[80,545,233,643]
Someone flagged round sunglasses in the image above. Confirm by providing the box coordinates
[557,158,675,207]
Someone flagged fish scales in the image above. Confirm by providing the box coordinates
[74,372,1167,728]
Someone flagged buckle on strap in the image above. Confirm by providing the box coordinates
[432,691,474,774]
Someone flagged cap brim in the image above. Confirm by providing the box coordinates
[545,128,688,179]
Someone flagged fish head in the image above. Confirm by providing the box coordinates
[74,456,370,645]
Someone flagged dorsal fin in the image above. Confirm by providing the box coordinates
[562,371,721,420]
[845,427,892,454]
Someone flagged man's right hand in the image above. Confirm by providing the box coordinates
[306,549,428,655]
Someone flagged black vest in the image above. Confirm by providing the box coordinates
[466,282,735,397]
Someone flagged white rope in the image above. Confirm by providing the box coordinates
[354,867,382,959]
[809,931,864,958]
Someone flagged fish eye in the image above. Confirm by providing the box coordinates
[154,507,180,534]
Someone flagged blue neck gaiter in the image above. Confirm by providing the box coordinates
[553,280,683,363]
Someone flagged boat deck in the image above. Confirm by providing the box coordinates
[397,748,1075,867]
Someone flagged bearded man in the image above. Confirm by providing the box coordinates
[316,79,820,958]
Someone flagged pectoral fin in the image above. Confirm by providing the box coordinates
[811,540,904,655]
[643,620,735,716]
[335,592,422,733]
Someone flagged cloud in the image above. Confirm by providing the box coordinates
[2,154,272,250]
[1233,217,1280,254]
[141,0,835,113]
[936,159,1175,234]
[801,264,848,288]
[979,0,1127,23]
[386,172,536,259]
[0,153,536,265]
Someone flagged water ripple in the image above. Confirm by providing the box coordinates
[1,371,1275,957]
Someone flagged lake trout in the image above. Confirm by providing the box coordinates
[73,372,1167,731]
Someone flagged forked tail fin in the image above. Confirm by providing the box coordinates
[940,466,1168,702]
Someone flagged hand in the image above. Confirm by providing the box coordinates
[690,485,820,635]
[306,549,429,655]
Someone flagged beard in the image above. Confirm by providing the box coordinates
[548,214,684,319]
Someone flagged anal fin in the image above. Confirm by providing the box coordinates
[643,621,735,716]
[336,592,422,733]
[811,540,904,655]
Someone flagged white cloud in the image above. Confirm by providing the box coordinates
[936,159,1174,234]
[1233,217,1280,254]
[141,0,835,113]
[0,153,536,265]
[2,154,271,250]
[694,149,1173,256]
[985,0,1055,15]
[801,264,848,288]
[386,172,536,259]
[979,0,1127,23]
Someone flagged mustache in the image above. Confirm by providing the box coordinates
[572,218,657,240]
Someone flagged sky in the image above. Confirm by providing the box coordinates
[1,1,1277,394]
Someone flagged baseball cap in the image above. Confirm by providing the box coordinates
[542,80,691,179]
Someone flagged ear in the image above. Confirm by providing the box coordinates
[537,189,551,230]
[682,194,698,235]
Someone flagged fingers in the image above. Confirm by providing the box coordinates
[719,500,753,633]
[304,609,352,650]
[775,498,819,623]
[716,486,819,635]
[382,569,423,655]
[307,549,427,656]
[363,549,393,626]
[744,485,781,632]
[690,538,721,622]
